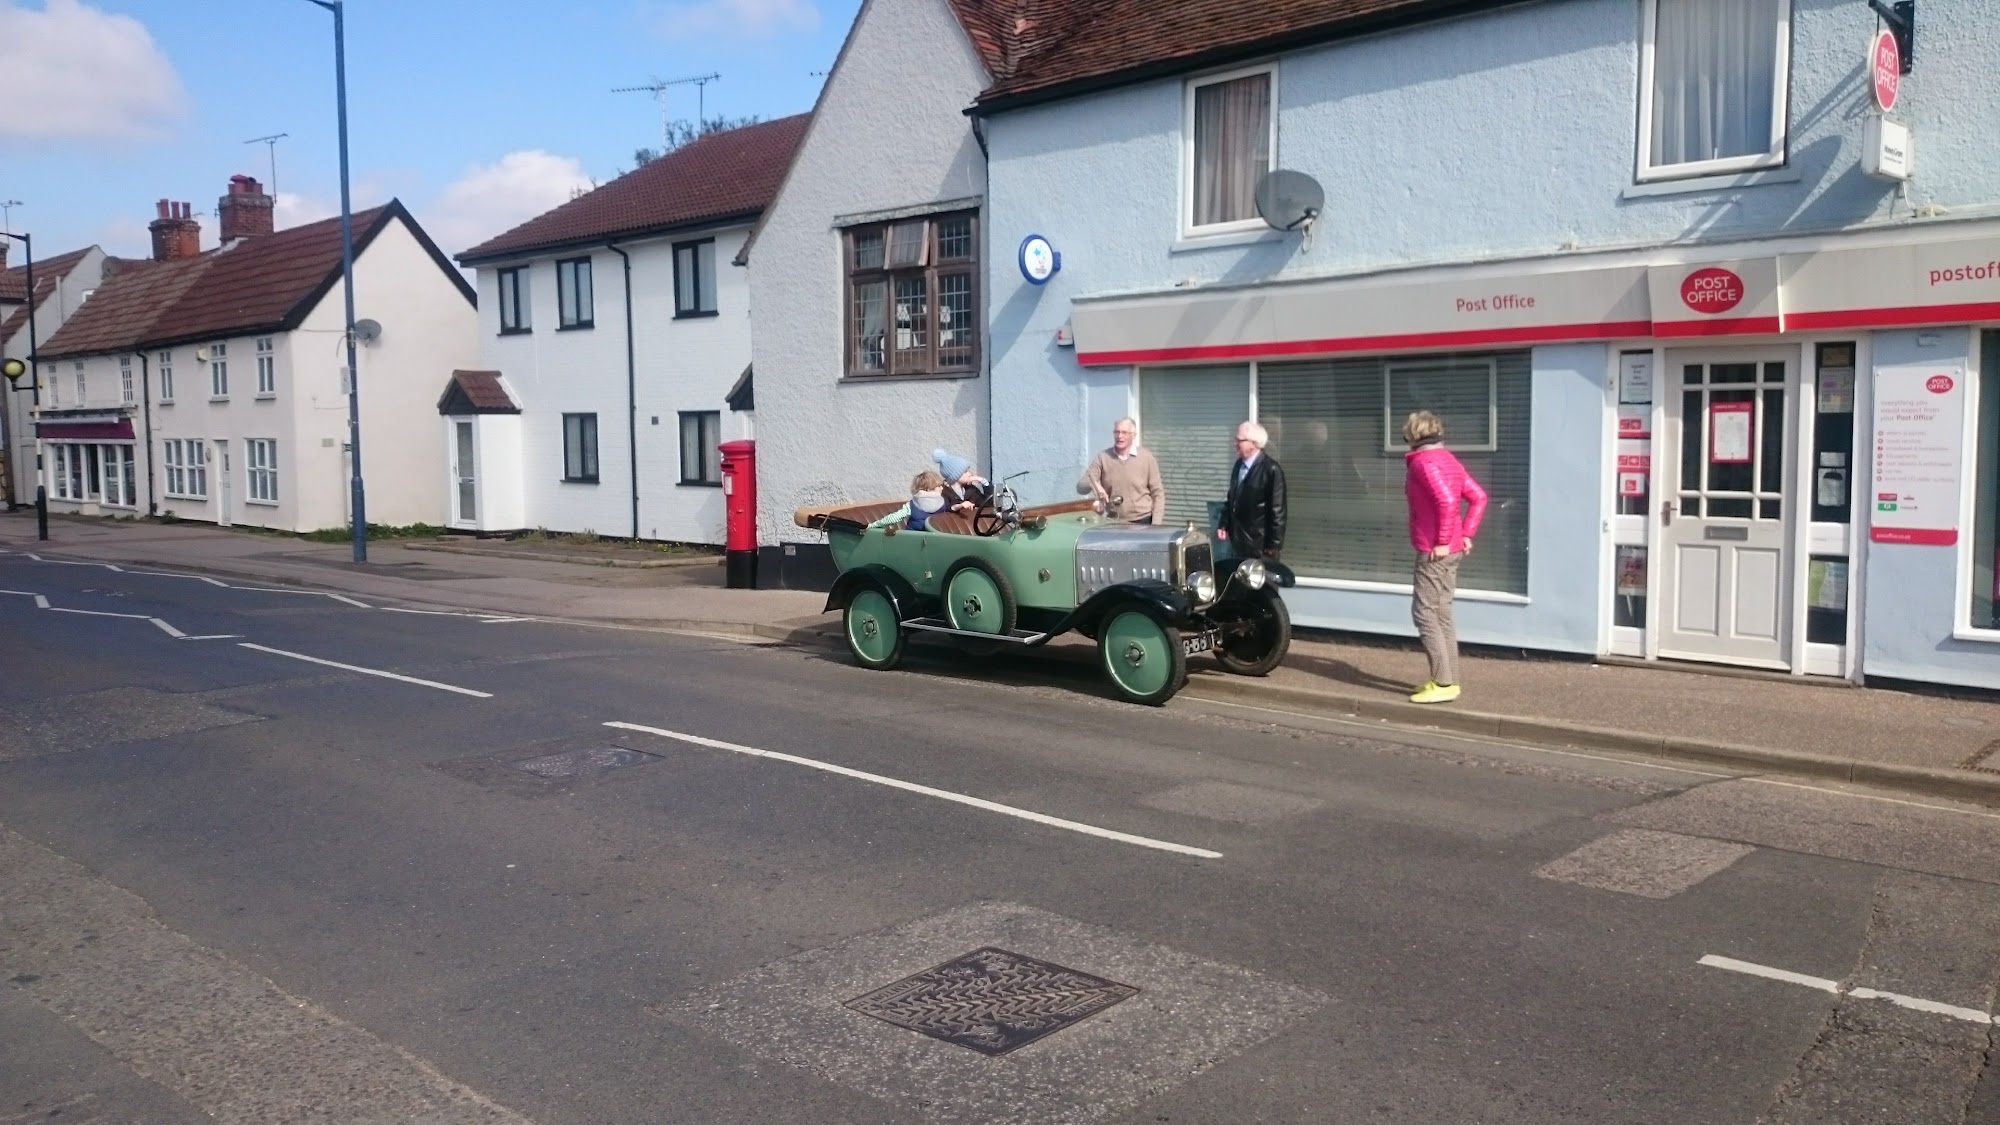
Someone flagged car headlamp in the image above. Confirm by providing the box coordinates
[1238,558,1268,590]
[1189,570,1217,603]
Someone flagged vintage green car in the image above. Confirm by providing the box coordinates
[795,493,1294,705]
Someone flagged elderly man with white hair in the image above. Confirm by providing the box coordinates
[1218,420,1286,559]
[1079,417,1166,524]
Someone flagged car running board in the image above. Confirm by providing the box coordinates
[901,617,1052,646]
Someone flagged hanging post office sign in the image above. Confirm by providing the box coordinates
[1870,363,1967,546]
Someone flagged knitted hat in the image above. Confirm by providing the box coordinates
[933,448,974,482]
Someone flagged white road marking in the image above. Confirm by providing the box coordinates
[180,634,244,641]
[239,643,493,698]
[382,606,523,622]
[45,606,149,620]
[605,720,1223,859]
[150,617,186,638]
[1700,954,2000,1025]
[1735,777,2000,822]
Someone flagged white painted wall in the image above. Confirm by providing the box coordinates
[442,412,524,531]
[748,0,990,549]
[2,247,110,506]
[472,226,752,542]
[151,216,475,532]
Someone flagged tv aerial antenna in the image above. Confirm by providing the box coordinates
[612,72,722,150]
[0,200,19,234]
[1254,169,1326,252]
[244,134,288,198]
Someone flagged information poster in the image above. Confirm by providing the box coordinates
[1710,401,1754,464]
[1871,362,1966,546]
[1619,353,1654,405]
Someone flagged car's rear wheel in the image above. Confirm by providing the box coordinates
[943,558,1017,635]
[844,587,905,670]
[1209,586,1291,676]
[1097,604,1186,706]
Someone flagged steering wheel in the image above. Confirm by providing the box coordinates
[972,485,1020,537]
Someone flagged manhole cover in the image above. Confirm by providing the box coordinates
[844,947,1137,1056]
[509,746,660,779]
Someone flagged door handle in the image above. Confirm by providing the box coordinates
[1660,500,1676,526]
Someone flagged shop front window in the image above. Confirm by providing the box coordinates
[1137,351,1532,596]
[1973,330,2000,631]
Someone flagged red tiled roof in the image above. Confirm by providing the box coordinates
[972,0,1473,106]
[39,202,472,359]
[942,0,1016,76]
[458,114,812,263]
[436,369,520,414]
[37,258,207,358]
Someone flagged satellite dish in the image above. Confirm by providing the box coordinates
[351,318,382,344]
[1255,169,1325,232]
[193,346,211,362]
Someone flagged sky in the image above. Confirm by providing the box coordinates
[0,0,858,262]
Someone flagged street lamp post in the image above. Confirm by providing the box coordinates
[0,229,48,540]
[303,0,366,562]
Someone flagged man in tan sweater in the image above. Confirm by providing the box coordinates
[1081,417,1166,524]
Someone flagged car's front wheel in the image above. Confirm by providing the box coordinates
[1208,586,1291,677]
[1097,604,1187,706]
[844,587,906,670]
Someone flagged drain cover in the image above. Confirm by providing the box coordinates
[510,746,660,779]
[844,947,1137,1056]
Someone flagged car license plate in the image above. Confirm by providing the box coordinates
[1182,630,1217,656]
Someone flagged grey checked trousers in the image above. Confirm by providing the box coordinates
[1412,552,1462,687]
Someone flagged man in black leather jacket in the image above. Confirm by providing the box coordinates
[1220,421,1286,559]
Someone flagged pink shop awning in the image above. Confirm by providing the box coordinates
[37,419,135,440]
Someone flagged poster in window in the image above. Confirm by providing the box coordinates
[1817,367,1855,414]
[1619,353,1654,405]
[1615,545,1647,596]
[1710,401,1754,464]
[1807,559,1848,611]
[1870,362,1966,546]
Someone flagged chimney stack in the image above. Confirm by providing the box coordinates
[149,200,201,261]
[218,174,275,242]
[0,240,9,270]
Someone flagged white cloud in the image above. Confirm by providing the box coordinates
[0,0,186,143]
[274,192,340,232]
[648,0,818,40]
[421,150,594,257]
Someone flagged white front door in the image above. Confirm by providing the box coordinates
[215,439,233,528]
[1658,350,1793,668]
[452,420,477,527]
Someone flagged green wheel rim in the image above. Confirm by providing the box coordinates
[846,589,899,665]
[946,567,1007,634]
[1101,610,1173,699]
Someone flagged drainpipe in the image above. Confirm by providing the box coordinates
[607,243,639,540]
[138,351,157,515]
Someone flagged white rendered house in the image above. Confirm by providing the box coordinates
[36,182,476,532]
[454,117,809,543]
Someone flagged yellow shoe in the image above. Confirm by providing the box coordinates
[1410,681,1461,704]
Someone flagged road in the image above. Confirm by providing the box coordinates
[2,548,1997,1124]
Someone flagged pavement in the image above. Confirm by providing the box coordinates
[5,509,1997,805]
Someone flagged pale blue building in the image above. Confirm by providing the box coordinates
[973,0,2000,690]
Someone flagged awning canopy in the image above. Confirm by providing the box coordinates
[37,418,135,440]
[1072,227,2000,366]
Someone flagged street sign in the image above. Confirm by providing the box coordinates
[1871,29,1900,112]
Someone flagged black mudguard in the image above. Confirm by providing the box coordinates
[824,565,924,620]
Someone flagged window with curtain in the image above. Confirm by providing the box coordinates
[1187,68,1272,232]
[1641,0,1788,179]
[498,267,530,333]
[679,411,721,485]
[557,257,594,328]
[1973,330,1999,631]
[562,413,598,483]
[1137,353,1533,595]
[674,240,718,317]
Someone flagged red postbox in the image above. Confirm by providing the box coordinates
[718,439,757,588]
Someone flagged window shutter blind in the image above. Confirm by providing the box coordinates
[1258,351,1531,594]
[1138,365,1250,528]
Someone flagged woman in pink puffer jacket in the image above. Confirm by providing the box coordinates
[1402,410,1487,704]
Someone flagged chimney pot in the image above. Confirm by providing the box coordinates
[218,173,275,242]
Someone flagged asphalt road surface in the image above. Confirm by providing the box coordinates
[2,549,1997,1124]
